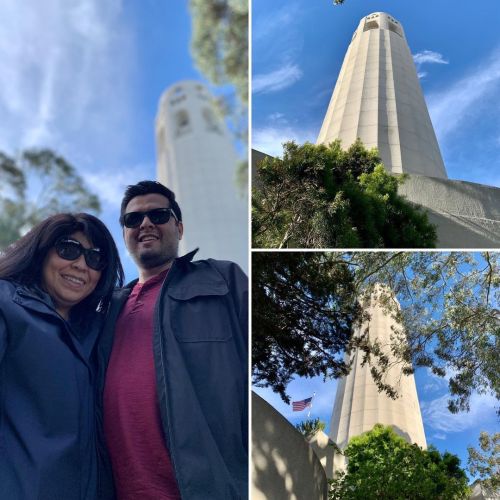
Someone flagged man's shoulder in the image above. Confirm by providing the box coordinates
[185,258,247,283]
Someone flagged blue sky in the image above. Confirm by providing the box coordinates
[253,251,499,480]
[0,0,236,281]
[252,0,500,188]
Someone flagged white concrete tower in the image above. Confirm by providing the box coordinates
[317,12,447,179]
[156,81,248,270]
[329,286,426,469]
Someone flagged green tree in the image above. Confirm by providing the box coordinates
[0,149,100,249]
[468,431,500,491]
[252,140,437,248]
[295,418,326,439]
[189,0,247,104]
[252,252,500,413]
[252,252,363,403]
[189,0,248,190]
[329,424,470,500]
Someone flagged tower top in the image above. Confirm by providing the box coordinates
[355,12,405,39]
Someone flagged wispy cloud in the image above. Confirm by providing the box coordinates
[421,392,497,433]
[413,50,449,66]
[252,125,317,157]
[428,46,500,143]
[252,3,300,42]
[0,0,135,163]
[253,63,303,94]
[413,50,448,80]
[84,163,154,209]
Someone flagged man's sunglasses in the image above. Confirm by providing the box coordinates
[122,208,178,229]
[54,238,107,271]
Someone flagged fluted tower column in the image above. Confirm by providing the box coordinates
[317,12,447,179]
[329,286,426,469]
[156,81,248,269]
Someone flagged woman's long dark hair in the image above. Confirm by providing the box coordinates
[0,213,124,316]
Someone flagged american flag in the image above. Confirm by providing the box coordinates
[292,397,313,412]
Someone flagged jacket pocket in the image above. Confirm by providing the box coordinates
[167,282,233,342]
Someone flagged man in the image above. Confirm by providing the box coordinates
[96,181,248,500]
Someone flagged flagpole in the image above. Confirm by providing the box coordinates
[307,392,316,418]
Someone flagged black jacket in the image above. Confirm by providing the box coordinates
[0,279,100,500]
[96,251,248,499]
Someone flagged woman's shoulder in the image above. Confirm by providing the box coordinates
[0,279,17,294]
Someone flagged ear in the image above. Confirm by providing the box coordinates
[177,221,184,241]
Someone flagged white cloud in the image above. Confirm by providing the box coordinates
[427,46,500,143]
[253,63,303,94]
[0,0,135,162]
[413,50,449,66]
[252,3,300,42]
[252,126,317,157]
[417,71,428,80]
[421,392,497,433]
[432,433,447,440]
[84,163,154,209]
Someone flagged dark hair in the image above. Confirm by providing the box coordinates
[0,213,124,316]
[119,180,182,225]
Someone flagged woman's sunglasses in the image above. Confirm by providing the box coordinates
[54,238,107,271]
[122,208,178,229]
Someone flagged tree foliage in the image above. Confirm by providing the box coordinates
[189,0,247,104]
[468,431,500,491]
[329,424,470,499]
[252,252,363,403]
[295,418,326,439]
[252,140,437,248]
[189,0,248,190]
[0,149,100,249]
[252,251,500,413]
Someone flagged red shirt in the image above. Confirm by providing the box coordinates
[103,270,181,500]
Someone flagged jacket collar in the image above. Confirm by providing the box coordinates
[12,283,94,368]
[121,248,200,291]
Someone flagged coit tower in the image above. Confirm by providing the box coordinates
[317,12,447,179]
[329,285,426,469]
[156,80,248,270]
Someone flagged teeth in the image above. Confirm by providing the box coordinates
[62,275,85,285]
[140,235,158,242]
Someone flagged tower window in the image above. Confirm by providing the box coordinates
[175,109,190,136]
[202,107,221,134]
[388,22,402,37]
[363,20,379,31]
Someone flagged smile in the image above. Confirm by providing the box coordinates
[61,274,86,286]
[139,234,159,242]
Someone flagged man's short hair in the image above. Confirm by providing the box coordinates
[119,180,182,226]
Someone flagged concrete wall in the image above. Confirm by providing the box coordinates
[399,175,500,248]
[252,392,328,500]
[307,430,343,480]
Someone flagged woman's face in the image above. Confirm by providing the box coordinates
[42,231,102,319]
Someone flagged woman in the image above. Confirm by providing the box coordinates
[0,213,124,500]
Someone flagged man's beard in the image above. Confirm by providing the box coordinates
[135,242,179,269]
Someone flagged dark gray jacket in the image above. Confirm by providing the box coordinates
[96,250,248,499]
[0,279,100,500]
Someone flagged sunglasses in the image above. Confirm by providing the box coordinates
[122,208,178,228]
[54,238,107,271]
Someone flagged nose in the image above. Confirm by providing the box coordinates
[139,214,155,229]
[70,254,88,270]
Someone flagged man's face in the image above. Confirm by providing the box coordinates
[123,193,183,271]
